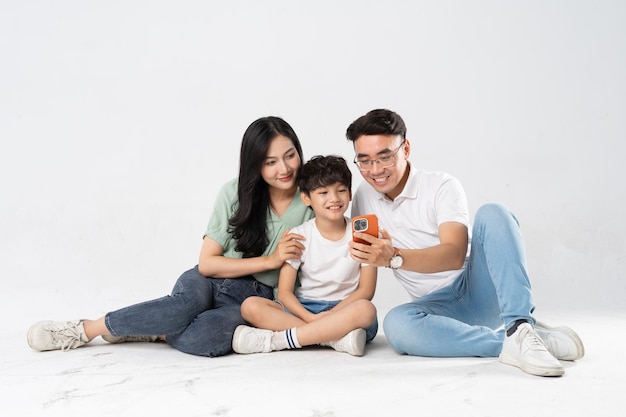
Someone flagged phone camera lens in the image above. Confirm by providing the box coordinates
[355,219,368,231]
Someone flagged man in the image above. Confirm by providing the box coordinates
[346,109,584,377]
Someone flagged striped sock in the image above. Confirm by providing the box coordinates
[285,328,302,349]
[271,328,302,351]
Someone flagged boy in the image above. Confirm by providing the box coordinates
[231,155,378,356]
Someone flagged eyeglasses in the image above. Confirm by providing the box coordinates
[353,140,406,171]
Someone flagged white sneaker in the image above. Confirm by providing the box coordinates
[27,320,89,352]
[324,329,366,356]
[535,321,585,361]
[499,322,564,377]
[102,334,160,344]
[232,325,273,354]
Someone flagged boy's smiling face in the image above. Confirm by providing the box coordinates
[300,181,352,222]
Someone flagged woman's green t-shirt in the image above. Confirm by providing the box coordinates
[204,178,315,289]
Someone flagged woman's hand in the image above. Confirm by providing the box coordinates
[267,229,306,270]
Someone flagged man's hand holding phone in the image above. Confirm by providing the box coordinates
[350,214,399,268]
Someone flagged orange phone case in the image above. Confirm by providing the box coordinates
[352,214,378,244]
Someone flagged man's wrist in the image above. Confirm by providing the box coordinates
[387,247,404,269]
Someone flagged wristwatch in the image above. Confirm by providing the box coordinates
[388,248,404,269]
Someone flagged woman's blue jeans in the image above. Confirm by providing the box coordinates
[105,266,274,357]
[383,203,535,358]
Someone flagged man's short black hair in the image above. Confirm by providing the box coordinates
[346,109,407,142]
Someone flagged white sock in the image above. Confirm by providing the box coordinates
[271,328,302,351]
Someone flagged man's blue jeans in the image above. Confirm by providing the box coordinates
[105,266,274,357]
[383,203,535,358]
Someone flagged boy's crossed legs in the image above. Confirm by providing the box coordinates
[232,296,377,356]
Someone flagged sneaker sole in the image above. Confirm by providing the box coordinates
[535,321,585,361]
[499,352,565,377]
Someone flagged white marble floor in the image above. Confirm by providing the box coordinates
[2,310,624,417]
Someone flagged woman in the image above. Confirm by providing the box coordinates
[27,116,314,357]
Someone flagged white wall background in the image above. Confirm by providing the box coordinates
[1,0,624,321]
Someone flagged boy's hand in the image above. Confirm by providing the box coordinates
[306,310,331,322]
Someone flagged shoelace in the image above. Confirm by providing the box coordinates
[244,329,271,352]
[47,322,84,351]
[517,326,548,352]
[255,332,271,352]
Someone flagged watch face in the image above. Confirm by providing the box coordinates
[390,255,403,269]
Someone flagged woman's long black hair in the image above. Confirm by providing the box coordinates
[228,116,304,258]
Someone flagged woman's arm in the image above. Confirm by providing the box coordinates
[198,236,271,278]
[197,230,306,278]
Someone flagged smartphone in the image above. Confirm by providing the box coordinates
[352,214,378,244]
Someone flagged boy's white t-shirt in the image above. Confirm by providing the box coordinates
[286,217,360,301]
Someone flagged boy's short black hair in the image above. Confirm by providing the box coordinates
[299,155,351,194]
[346,108,407,142]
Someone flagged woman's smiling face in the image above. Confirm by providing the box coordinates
[260,134,301,191]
